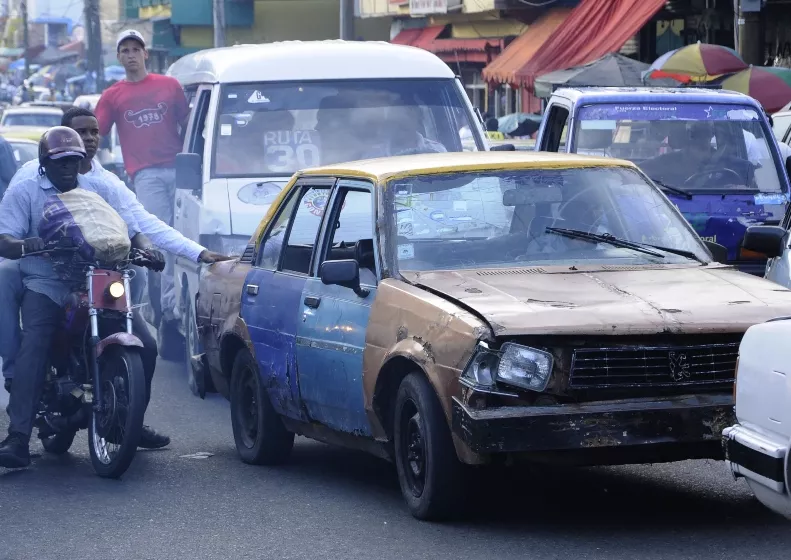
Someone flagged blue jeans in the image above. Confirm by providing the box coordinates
[134,167,177,323]
[0,259,22,380]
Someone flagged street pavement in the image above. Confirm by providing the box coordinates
[1,358,790,560]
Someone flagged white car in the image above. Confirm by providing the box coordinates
[723,318,791,519]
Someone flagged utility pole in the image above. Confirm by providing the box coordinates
[213,0,226,48]
[21,0,29,79]
[84,0,104,91]
[340,0,354,40]
[737,0,764,66]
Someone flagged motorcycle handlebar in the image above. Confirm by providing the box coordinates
[24,244,165,272]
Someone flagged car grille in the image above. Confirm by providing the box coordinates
[569,343,738,389]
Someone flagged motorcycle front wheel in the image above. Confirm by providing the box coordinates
[88,346,146,479]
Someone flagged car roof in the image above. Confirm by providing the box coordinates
[3,106,63,114]
[167,40,455,85]
[298,151,637,183]
[5,137,37,144]
[552,86,761,107]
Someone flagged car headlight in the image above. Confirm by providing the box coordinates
[461,342,553,393]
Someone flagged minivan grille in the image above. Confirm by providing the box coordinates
[569,343,738,389]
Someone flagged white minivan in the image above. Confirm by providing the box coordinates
[166,40,488,389]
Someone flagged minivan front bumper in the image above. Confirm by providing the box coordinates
[452,393,734,458]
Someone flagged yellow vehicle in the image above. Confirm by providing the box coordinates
[0,125,48,143]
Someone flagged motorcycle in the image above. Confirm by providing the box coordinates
[26,239,164,478]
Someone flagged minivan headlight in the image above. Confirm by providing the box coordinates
[461,342,553,393]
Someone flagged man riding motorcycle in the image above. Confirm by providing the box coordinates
[0,129,187,468]
[0,109,230,455]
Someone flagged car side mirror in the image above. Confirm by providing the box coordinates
[176,152,202,192]
[703,240,728,263]
[490,143,515,151]
[742,225,788,259]
[320,259,369,298]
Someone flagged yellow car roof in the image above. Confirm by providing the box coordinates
[0,126,47,142]
[298,151,636,183]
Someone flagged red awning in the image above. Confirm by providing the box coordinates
[511,0,666,89]
[391,26,445,50]
[393,26,503,64]
[482,8,571,86]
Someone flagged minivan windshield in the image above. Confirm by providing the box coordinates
[213,79,479,178]
[573,103,785,195]
[388,166,710,271]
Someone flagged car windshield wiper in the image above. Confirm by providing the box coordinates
[546,227,706,264]
[545,227,665,258]
[632,242,707,264]
[651,179,692,199]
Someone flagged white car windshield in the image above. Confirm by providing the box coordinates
[573,103,785,195]
[212,79,478,178]
[2,112,61,127]
[388,166,711,271]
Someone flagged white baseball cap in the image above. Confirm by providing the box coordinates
[116,29,146,51]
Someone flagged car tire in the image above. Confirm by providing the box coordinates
[230,349,294,465]
[394,372,464,521]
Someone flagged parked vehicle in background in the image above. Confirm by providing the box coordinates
[7,138,38,165]
[536,87,791,276]
[723,316,791,520]
[193,151,791,520]
[773,110,791,144]
[0,125,48,143]
[0,106,63,128]
[168,40,487,394]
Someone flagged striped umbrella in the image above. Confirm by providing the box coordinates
[646,42,747,82]
[720,66,791,113]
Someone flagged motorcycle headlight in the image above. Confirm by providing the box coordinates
[461,342,553,393]
[107,281,125,299]
[496,343,553,392]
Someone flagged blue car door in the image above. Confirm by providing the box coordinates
[240,179,335,421]
[295,181,378,435]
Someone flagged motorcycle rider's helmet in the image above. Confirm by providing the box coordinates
[38,126,87,166]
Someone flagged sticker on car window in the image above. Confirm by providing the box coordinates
[754,193,788,205]
[397,244,415,259]
[247,91,271,104]
[220,124,232,136]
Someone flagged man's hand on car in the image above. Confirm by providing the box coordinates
[198,250,232,264]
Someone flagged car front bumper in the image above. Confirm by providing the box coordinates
[452,393,735,458]
[723,423,791,515]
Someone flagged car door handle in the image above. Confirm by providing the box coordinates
[246,284,259,296]
[304,296,321,309]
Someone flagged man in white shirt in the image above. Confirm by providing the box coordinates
[0,107,230,450]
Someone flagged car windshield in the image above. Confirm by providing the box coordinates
[387,166,711,271]
[10,141,37,164]
[212,79,478,178]
[573,103,785,194]
[2,112,61,127]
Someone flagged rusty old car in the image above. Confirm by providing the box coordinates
[191,151,791,520]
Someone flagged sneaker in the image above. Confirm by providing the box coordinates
[138,425,170,449]
[0,432,30,468]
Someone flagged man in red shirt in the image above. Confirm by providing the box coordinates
[95,29,189,354]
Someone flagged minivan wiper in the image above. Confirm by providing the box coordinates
[652,179,692,200]
[545,227,665,258]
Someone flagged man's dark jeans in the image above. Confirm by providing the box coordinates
[7,290,158,441]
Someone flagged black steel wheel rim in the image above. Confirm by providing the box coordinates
[399,399,426,497]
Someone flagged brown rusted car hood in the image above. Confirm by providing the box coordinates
[402,265,791,336]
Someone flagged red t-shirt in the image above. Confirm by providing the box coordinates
[95,73,190,179]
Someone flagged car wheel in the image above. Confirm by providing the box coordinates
[394,372,464,521]
[230,349,294,465]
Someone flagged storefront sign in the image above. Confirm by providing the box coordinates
[410,0,448,15]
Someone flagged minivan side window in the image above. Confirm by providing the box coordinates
[541,104,570,152]
[187,89,211,158]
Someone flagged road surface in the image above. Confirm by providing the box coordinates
[1,359,790,560]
